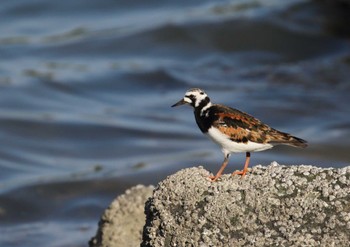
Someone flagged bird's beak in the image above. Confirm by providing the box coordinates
[171,98,187,107]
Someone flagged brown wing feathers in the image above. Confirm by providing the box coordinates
[213,105,307,148]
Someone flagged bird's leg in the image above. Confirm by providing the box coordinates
[232,152,251,178]
[209,154,230,182]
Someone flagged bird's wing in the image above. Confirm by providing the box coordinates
[212,104,307,147]
[212,105,272,144]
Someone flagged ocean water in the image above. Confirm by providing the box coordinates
[0,0,350,246]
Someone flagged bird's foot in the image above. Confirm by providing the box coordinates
[208,175,221,182]
[232,168,249,178]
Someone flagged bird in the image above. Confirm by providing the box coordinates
[172,88,307,182]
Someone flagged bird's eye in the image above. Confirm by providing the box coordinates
[200,92,204,95]
[187,95,196,101]
[185,95,194,101]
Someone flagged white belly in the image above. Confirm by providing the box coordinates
[206,127,273,154]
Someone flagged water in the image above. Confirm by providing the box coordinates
[1,0,350,246]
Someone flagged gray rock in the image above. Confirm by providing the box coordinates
[142,163,350,247]
[90,185,154,247]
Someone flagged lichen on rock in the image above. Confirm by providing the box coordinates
[89,163,350,247]
[141,163,350,247]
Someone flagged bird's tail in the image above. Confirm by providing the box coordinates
[270,131,308,148]
[285,135,308,148]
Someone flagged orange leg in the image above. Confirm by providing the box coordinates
[232,152,250,178]
[209,154,229,182]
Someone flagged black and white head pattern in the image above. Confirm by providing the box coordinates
[183,88,211,109]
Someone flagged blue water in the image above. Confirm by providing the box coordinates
[1,0,350,246]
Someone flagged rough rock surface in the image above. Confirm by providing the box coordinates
[89,185,154,247]
[142,163,350,247]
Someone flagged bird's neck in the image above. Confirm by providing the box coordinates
[194,96,211,110]
[193,98,213,133]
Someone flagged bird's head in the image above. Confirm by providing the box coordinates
[172,88,210,108]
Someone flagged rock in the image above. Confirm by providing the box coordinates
[89,185,154,247]
[90,164,350,246]
[141,163,350,247]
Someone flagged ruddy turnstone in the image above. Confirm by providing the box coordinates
[172,88,307,182]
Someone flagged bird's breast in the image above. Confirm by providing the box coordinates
[194,109,215,133]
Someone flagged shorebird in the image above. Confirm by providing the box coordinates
[172,88,307,181]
